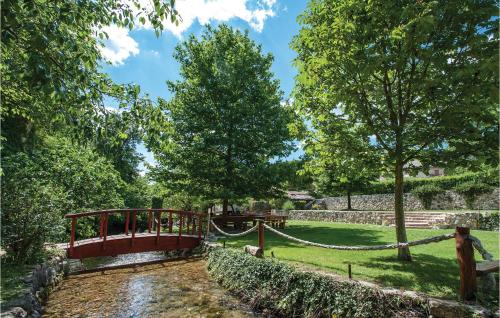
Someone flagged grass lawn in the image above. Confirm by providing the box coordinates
[224,221,499,300]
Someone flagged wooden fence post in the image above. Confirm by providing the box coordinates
[455,226,476,301]
[258,218,265,251]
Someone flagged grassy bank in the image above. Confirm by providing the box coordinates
[224,221,499,300]
[1,262,31,305]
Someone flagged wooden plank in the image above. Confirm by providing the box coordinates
[476,260,499,275]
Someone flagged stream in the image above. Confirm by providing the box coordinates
[43,252,260,317]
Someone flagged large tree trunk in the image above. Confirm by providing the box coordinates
[222,198,229,215]
[347,190,352,210]
[395,156,412,261]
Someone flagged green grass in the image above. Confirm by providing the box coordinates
[1,262,31,305]
[224,221,499,300]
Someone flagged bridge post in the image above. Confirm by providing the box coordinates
[102,213,108,250]
[125,211,130,235]
[156,211,162,245]
[455,226,476,301]
[178,214,183,240]
[197,214,202,239]
[70,217,76,255]
[99,213,104,239]
[147,211,152,233]
[168,211,173,233]
[131,211,137,246]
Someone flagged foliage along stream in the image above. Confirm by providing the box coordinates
[43,252,259,317]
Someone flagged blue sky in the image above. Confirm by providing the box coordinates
[100,0,308,170]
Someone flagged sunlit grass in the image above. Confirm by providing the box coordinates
[224,220,499,300]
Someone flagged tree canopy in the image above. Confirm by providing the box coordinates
[292,0,498,260]
[303,118,381,210]
[1,0,178,151]
[147,24,295,213]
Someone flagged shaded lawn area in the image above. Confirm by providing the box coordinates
[224,221,499,300]
[0,262,32,306]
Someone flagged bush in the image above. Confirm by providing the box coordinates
[1,139,126,262]
[411,184,444,209]
[361,168,498,195]
[281,200,295,210]
[1,152,69,263]
[479,212,499,231]
[454,181,493,209]
[207,248,428,318]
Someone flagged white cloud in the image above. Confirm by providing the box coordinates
[98,0,277,66]
[140,0,278,37]
[99,25,140,66]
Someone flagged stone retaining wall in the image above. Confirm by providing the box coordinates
[284,210,494,230]
[312,188,499,211]
[2,249,68,318]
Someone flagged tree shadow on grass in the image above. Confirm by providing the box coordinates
[355,253,460,299]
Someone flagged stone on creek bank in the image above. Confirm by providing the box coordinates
[2,252,67,318]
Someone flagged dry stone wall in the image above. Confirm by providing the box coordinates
[285,210,495,230]
[312,188,499,211]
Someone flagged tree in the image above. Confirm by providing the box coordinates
[1,0,179,151]
[304,119,381,210]
[274,159,314,192]
[292,0,498,260]
[148,24,294,214]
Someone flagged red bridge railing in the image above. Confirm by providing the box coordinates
[65,209,205,254]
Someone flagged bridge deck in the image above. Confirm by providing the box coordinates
[66,232,202,259]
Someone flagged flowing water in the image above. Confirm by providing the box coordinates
[43,253,259,318]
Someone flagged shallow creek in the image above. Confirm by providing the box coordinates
[43,253,259,318]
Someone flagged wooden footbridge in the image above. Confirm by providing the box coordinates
[64,209,204,259]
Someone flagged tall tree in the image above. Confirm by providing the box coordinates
[148,25,294,214]
[292,0,498,260]
[304,119,381,210]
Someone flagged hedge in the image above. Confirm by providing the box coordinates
[361,169,498,195]
[207,248,429,318]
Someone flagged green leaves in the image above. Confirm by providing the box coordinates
[293,0,499,172]
[146,24,294,206]
[1,0,179,151]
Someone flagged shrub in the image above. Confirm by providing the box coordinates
[1,153,68,263]
[207,248,428,318]
[1,140,126,262]
[454,181,493,209]
[281,200,295,210]
[479,212,499,231]
[411,184,445,209]
[359,168,498,195]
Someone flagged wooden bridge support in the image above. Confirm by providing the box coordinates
[455,226,476,301]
